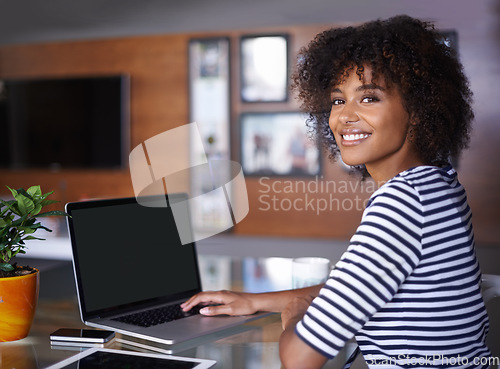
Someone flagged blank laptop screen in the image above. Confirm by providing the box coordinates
[67,196,201,315]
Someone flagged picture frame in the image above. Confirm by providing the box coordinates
[188,37,233,234]
[239,112,321,177]
[240,34,289,103]
[188,37,231,161]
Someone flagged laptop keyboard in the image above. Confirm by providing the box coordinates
[112,303,202,328]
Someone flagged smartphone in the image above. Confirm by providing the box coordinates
[50,328,115,343]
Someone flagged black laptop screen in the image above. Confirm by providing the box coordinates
[67,195,201,316]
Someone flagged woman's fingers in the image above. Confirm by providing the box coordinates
[181,291,224,311]
[199,304,234,316]
[181,290,257,316]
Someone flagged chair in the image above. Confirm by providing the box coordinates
[482,274,500,368]
[482,274,500,304]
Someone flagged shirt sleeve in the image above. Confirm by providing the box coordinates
[295,179,424,358]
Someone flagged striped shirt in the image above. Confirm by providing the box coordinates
[296,166,491,368]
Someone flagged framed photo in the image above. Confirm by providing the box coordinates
[189,37,231,161]
[240,112,321,176]
[188,37,232,234]
[240,34,289,103]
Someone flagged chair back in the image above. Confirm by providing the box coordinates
[482,274,500,304]
[482,274,500,368]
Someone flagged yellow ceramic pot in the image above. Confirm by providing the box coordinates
[0,269,40,342]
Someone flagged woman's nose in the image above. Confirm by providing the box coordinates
[338,101,359,124]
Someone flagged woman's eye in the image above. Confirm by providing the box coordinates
[361,96,379,103]
[331,98,344,106]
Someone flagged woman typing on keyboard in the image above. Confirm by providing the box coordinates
[182,15,491,369]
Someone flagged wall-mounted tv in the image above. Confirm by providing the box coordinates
[0,75,130,169]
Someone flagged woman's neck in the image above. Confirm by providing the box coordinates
[367,158,427,185]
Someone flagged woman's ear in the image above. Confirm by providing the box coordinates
[409,111,419,126]
[407,115,419,143]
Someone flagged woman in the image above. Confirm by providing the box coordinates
[182,15,491,368]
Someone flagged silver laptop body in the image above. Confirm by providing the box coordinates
[66,193,264,345]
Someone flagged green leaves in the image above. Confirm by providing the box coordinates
[27,185,42,198]
[0,185,69,270]
[0,263,14,272]
[6,185,45,216]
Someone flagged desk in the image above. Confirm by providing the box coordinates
[0,256,360,369]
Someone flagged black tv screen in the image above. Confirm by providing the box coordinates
[0,75,129,169]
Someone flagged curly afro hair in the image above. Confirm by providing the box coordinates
[292,15,473,170]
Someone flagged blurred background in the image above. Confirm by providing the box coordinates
[0,0,499,249]
[1,0,498,360]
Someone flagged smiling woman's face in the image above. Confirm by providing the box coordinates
[328,66,423,182]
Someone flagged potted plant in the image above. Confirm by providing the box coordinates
[0,185,68,342]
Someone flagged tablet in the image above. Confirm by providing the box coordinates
[46,347,216,369]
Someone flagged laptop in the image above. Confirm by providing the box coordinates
[65,193,266,345]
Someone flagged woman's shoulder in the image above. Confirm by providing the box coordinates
[368,165,457,206]
[397,164,456,182]
[382,165,456,191]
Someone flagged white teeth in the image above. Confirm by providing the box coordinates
[343,133,370,141]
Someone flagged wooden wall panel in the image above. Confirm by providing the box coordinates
[0,34,191,207]
[0,24,499,245]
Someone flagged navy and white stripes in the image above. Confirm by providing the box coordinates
[295,166,490,368]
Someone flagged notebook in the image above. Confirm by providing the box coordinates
[65,193,265,345]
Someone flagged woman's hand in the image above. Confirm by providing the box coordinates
[181,290,258,316]
[181,284,324,318]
